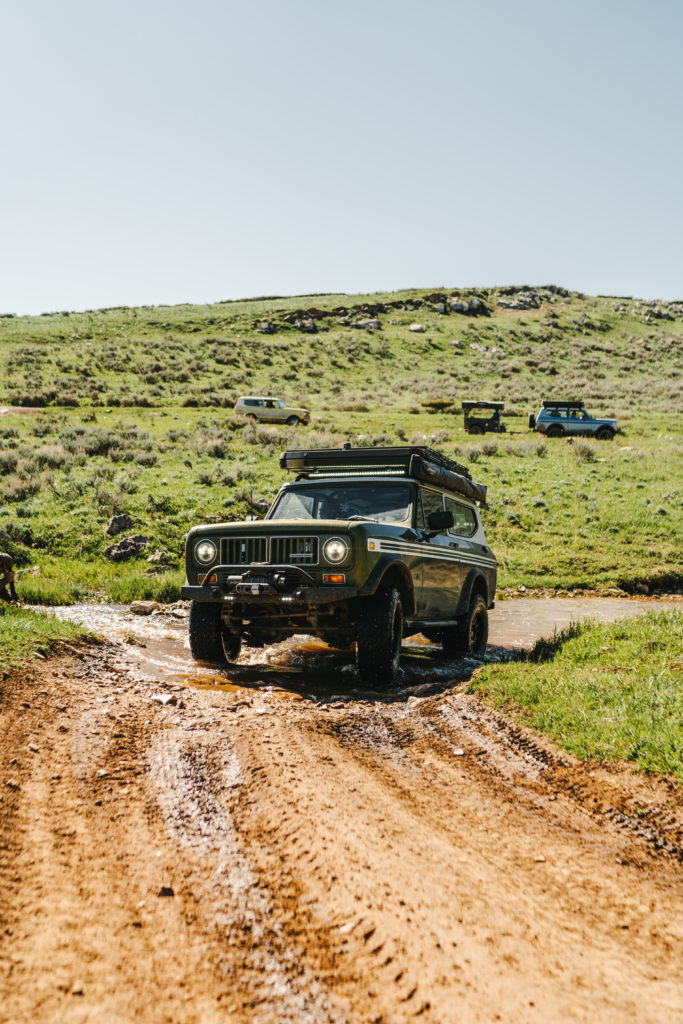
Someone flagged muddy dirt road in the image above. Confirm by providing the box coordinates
[1,604,682,1023]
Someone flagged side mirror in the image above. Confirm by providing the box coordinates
[426,509,454,532]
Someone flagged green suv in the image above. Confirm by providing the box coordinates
[181,446,497,687]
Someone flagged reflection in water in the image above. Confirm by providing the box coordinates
[50,597,680,698]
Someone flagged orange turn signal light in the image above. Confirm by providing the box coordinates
[323,573,346,584]
[198,573,217,584]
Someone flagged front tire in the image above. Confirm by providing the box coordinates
[442,595,489,658]
[189,601,226,664]
[546,424,564,438]
[286,415,300,426]
[356,587,403,688]
[595,426,614,440]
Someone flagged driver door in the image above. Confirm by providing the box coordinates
[416,488,461,619]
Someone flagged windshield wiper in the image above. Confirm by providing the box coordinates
[347,514,380,522]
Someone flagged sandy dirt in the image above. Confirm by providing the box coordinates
[1,637,682,1024]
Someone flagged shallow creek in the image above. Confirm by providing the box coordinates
[50,596,681,697]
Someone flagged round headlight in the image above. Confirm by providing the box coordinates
[194,539,217,565]
[323,537,348,564]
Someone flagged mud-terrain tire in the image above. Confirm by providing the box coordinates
[468,424,483,435]
[222,633,242,663]
[528,412,536,430]
[546,424,564,438]
[355,587,403,689]
[286,415,300,426]
[595,426,615,440]
[189,601,226,664]
[442,595,489,658]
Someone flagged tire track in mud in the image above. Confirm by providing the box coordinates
[419,691,683,863]
[227,697,683,1024]
[2,637,683,1024]
[147,729,352,1023]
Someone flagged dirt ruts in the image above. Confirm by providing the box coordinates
[1,643,681,1023]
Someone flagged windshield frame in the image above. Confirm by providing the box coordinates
[267,480,416,526]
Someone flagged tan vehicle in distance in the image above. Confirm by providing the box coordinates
[234,395,311,426]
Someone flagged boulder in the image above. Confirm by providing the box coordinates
[146,549,173,564]
[105,513,133,537]
[409,323,425,333]
[130,600,161,615]
[352,318,381,330]
[294,317,317,333]
[104,534,150,562]
[257,320,276,334]
[448,297,491,317]
[498,292,539,310]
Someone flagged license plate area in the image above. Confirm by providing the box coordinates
[234,580,275,596]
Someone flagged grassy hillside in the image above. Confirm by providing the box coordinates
[1,285,681,603]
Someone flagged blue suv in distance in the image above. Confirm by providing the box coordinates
[529,401,617,440]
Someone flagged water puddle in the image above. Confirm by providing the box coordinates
[50,597,681,698]
[489,595,681,649]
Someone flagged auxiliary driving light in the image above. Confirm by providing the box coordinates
[194,539,217,565]
[323,537,348,563]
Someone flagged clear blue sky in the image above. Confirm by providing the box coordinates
[2,0,682,314]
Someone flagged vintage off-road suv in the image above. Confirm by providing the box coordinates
[234,396,311,426]
[529,401,617,440]
[181,446,497,686]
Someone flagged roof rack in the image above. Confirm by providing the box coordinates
[462,400,504,410]
[542,400,585,409]
[280,446,487,505]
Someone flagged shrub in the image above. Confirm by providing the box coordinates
[34,444,71,469]
[572,440,596,463]
[134,452,158,467]
[0,450,18,475]
[1,476,41,502]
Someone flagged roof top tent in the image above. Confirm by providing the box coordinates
[541,400,585,409]
[280,445,487,505]
[462,400,506,435]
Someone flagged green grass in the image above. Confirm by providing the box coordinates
[0,285,681,602]
[0,604,89,677]
[468,611,683,781]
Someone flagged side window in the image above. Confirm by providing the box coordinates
[445,497,477,537]
[419,488,444,529]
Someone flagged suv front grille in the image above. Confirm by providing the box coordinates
[220,536,318,566]
[221,536,268,565]
[270,536,318,565]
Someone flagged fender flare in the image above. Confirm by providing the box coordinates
[357,555,417,616]
[457,568,490,616]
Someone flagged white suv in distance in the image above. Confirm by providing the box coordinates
[234,396,310,426]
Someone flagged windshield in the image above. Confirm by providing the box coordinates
[269,483,413,524]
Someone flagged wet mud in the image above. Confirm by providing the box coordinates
[51,594,682,696]
[1,597,681,1022]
